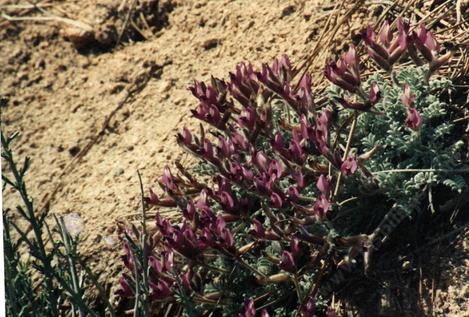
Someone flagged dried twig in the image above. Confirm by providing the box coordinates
[1,12,92,31]
[116,0,137,46]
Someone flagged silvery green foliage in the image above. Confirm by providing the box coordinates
[352,66,467,216]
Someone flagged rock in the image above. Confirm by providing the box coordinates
[281,5,296,18]
[61,26,95,49]
[113,168,124,177]
[68,145,80,157]
[202,38,220,50]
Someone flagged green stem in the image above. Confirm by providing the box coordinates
[1,132,60,316]
[58,217,85,317]
[373,168,469,174]
[137,170,150,317]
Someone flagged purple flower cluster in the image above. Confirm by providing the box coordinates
[362,18,409,71]
[117,17,449,317]
[238,296,336,317]
[325,45,361,93]
[118,239,182,301]
[257,55,314,115]
[362,18,451,73]
[325,18,450,131]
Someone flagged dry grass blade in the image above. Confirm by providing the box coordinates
[116,0,138,47]
[1,12,92,31]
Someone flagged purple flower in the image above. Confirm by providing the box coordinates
[199,227,214,249]
[259,104,273,128]
[183,200,196,221]
[261,309,271,317]
[156,213,174,236]
[149,279,172,300]
[161,166,177,192]
[117,275,133,298]
[335,98,367,111]
[325,45,360,92]
[279,250,296,272]
[211,216,234,249]
[203,139,214,160]
[215,216,227,236]
[290,236,301,259]
[288,186,300,202]
[300,296,315,317]
[312,109,332,156]
[239,298,256,317]
[254,151,269,172]
[313,195,330,217]
[231,131,249,151]
[295,171,305,190]
[149,256,163,275]
[270,192,283,209]
[190,77,227,106]
[176,127,193,147]
[272,54,292,79]
[316,174,331,196]
[405,107,421,130]
[162,247,174,272]
[272,132,285,152]
[400,84,415,108]
[229,162,244,182]
[220,227,234,249]
[189,80,211,101]
[389,18,409,65]
[196,189,213,213]
[288,129,304,162]
[336,81,380,112]
[219,191,236,211]
[297,74,314,113]
[298,115,309,138]
[191,103,224,129]
[242,166,254,181]
[145,188,159,206]
[268,160,284,180]
[217,136,234,158]
[368,81,380,105]
[341,156,358,176]
[413,24,439,62]
[254,173,273,194]
[239,107,257,130]
[257,55,293,99]
[251,219,265,239]
[362,18,409,70]
[229,62,259,107]
[401,85,421,130]
[180,271,192,292]
[172,226,195,253]
[326,308,337,317]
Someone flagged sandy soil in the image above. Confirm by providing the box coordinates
[1,0,467,315]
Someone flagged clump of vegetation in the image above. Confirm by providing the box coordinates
[117,18,467,316]
[2,132,116,317]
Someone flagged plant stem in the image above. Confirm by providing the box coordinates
[333,111,357,198]
[1,133,60,316]
[137,170,150,317]
[373,168,469,174]
[58,217,85,317]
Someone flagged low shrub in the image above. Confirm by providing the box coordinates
[2,133,116,317]
[117,18,467,317]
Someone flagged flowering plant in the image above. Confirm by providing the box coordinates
[118,18,466,316]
